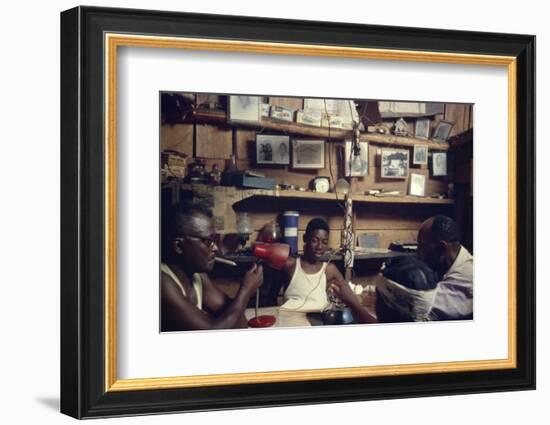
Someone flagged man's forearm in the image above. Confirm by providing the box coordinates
[210,287,254,329]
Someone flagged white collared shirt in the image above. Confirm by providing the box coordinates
[429,246,474,320]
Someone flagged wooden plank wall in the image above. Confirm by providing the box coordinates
[445,103,473,137]
[160,96,472,252]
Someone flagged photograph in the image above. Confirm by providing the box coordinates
[413,144,429,165]
[228,95,261,123]
[159,92,469,332]
[381,148,410,178]
[256,134,290,164]
[433,120,454,142]
[432,152,448,176]
[415,118,431,139]
[60,7,535,418]
[409,173,426,196]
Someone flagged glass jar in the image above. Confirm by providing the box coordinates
[188,158,207,183]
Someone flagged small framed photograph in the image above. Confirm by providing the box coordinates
[413,144,429,165]
[256,134,290,164]
[415,117,431,139]
[409,173,426,196]
[432,152,448,176]
[292,139,325,169]
[432,120,454,142]
[381,148,409,178]
[270,105,294,122]
[296,110,322,127]
[228,95,261,123]
[344,140,369,176]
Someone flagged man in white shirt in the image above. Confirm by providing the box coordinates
[417,215,474,320]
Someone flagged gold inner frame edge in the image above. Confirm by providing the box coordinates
[104,33,518,392]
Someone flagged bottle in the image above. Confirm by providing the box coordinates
[209,164,221,185]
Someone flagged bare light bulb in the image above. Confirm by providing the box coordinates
[352,153,363,172]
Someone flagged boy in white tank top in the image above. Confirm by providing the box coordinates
[280,218,345,312]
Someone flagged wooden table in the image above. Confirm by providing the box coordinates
[245,286,378,328]
[245,307,312,328]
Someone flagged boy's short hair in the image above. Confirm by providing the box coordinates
[305,218,329,236]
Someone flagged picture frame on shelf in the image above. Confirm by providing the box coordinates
[61,5,535,419]
[415,117,431,139]
[432,120,454,142]
[228,95,261,124]
[409,173,426,197]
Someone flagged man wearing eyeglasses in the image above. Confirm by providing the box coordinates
[161,201,263,331]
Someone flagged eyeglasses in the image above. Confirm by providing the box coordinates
[177,235,217,249]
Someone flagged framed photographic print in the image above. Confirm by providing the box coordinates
[433,120,454,142]
[413,144,429,165]
[381,148,409,178]
[409,173,426,197]
[270,105,294,122]
[256,134,290,164]
[228,95,261,124]
[61,5,535,420]
[432,152,448,176]
[415,117,431,139]
[292,139,325,169]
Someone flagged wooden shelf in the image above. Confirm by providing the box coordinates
[186,109,450,151]
[360,133,449,151]
[249,189,455,205]
[221,250,413,264]
[180,184,455,205]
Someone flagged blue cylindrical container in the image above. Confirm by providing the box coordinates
[282,211,299,255]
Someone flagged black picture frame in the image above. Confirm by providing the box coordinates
[61,6,535,419]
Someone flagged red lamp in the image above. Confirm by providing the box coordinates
[248,243,291,328]
[252,243,290,270]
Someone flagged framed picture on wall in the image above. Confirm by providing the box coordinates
[413,144,429,165]
[381,148,409,178]
[256,134,290,164]
[61,6,535,419]
[432,152,448,176]
[292,139,325,169]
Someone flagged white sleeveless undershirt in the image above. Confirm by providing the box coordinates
[280,258,329,312]
[161,263,203,309]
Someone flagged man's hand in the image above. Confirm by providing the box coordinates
[242,263,264,294]
[329,278,357,305]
